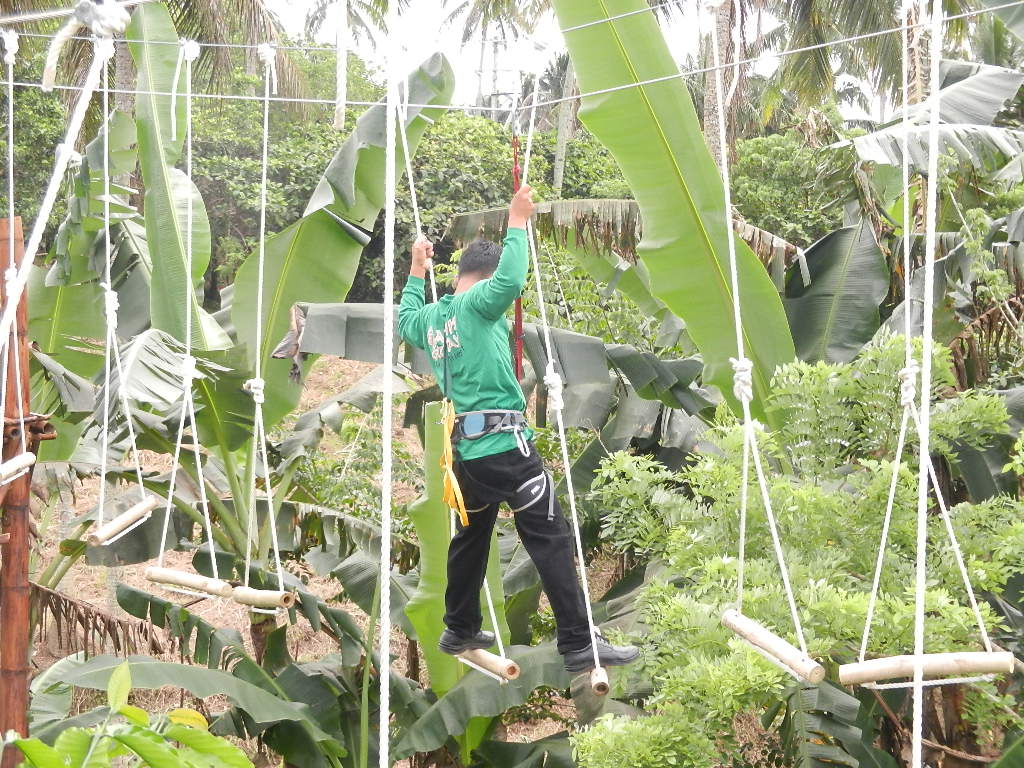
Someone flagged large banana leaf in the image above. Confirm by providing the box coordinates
[128,3,228,351]
[230,54,455,431]
[854,123,1024,179]
[901,60,1024,126]
[550,0,795,423]
[784,220,888,363]
[980,0,1024,44]
[447,198,801,284]
[393,643,569,759]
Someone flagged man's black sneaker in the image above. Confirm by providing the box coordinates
[563,633,640,673]
[438,629,496,655]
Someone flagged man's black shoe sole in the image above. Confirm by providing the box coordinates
[564,648,641,674]
[438,638,494,655]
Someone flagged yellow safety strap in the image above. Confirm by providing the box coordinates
[440,399,469,527]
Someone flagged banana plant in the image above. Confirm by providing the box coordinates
[549,0,796,425]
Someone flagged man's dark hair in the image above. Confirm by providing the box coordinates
[458,239,501,278]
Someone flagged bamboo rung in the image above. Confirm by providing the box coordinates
[839,652,1016,686]
[144,566,234,599]
[722,609,826,683]
[231,586,296,609]
[0,452,35,482]
[87,497,159,546]
[458,648,521,681]
[590,666,610,696]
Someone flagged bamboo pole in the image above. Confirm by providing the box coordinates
[590,666,610,696]
[0,217,34,768]
[839,652,1015,686]
[0,451,34,481]
[458,648,521,680]
[722,609,826,683]
[87,496,159,546]
[231,586,296,609]
[144,566,234,598]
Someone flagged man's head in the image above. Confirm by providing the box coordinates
[457,239,502,283]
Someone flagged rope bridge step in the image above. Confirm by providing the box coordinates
[231,586,296,610]
[457,649,521,683]
[0,452,34,483]
[839,651,1015,686]
[87,496,158,546]
[144,566,233,599]
[722,609,826,683]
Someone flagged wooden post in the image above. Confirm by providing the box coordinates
[0,217,33,767]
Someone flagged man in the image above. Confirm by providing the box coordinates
[398,185,639,674]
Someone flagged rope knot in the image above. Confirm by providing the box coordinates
[56,143,82,167]
[4,267,17,285]
[256,43,278,94]
[244,377,265,404]
[181,39,201,63]
[181,354,197,383]
[1,30,19,66]
[102,286,119,321]
[730,357,753,404]
[898,360,920,408]
[76,0,130,39]
[94,36,115,63]
[543,362,564,412]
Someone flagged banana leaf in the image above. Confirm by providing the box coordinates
[784,220,888,363]
[446,198,800,278]
[899,60,1024,127]
[473,733,575,768]
[985,0,1024,41]
[230,54,455,431]
[550,0,795,424]
[128,4,229,351]
[392,642,569,759]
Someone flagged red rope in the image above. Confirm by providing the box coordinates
[511,135,524,379]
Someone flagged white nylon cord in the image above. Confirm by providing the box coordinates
[520,71,603,674]
[706,0,809,654]
[334,0,348,130]
[0,30,27,478]
[859,0,916,663]
[156,41,218,582]
[97,38,147,525]
[379,8,398,762]
[913,2,944,763]
[241,44,286,600]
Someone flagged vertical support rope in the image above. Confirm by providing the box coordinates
[707,0,808,653]
[1,30,26,466]
[859,0,915,662]
[242,43,286,596]
[913,2,944,764]
[520,71,602,673]
[97,36,147,524]
[379,6,398,761]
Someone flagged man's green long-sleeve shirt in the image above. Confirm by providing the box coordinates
[398,227,533,460]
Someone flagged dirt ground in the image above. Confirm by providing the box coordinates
[28,355,593,761]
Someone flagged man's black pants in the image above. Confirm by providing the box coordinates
[445,442,591,654]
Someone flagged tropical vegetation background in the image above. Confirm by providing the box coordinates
[4,0,1024,767]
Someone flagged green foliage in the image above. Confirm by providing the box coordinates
[10,660,253,768]
[576,334,1021,765]
[572,704,718,768]
[732,132,845,249]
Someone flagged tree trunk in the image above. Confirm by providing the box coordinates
[552,59,576,198]
[250,614,278,664]
[113,38,135,114]
[476,37,486,115]
[703,1,736,172]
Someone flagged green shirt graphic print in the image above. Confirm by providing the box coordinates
[398,227,534,460]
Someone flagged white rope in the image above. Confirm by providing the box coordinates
[8,0,1024,115]
[520,71,603,675]
[241,44,285,600]
[379,7,398,761]
[0,34,117,392]
[156,41,217,581]
[42,0,130,91]
[96,38,147,525]
[396,80,437,302]
[706,0,809,654]
[0,30,27,474]
[912,3,944,763]
[866,674,996,691]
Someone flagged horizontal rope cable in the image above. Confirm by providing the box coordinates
[4,0,1021,113]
